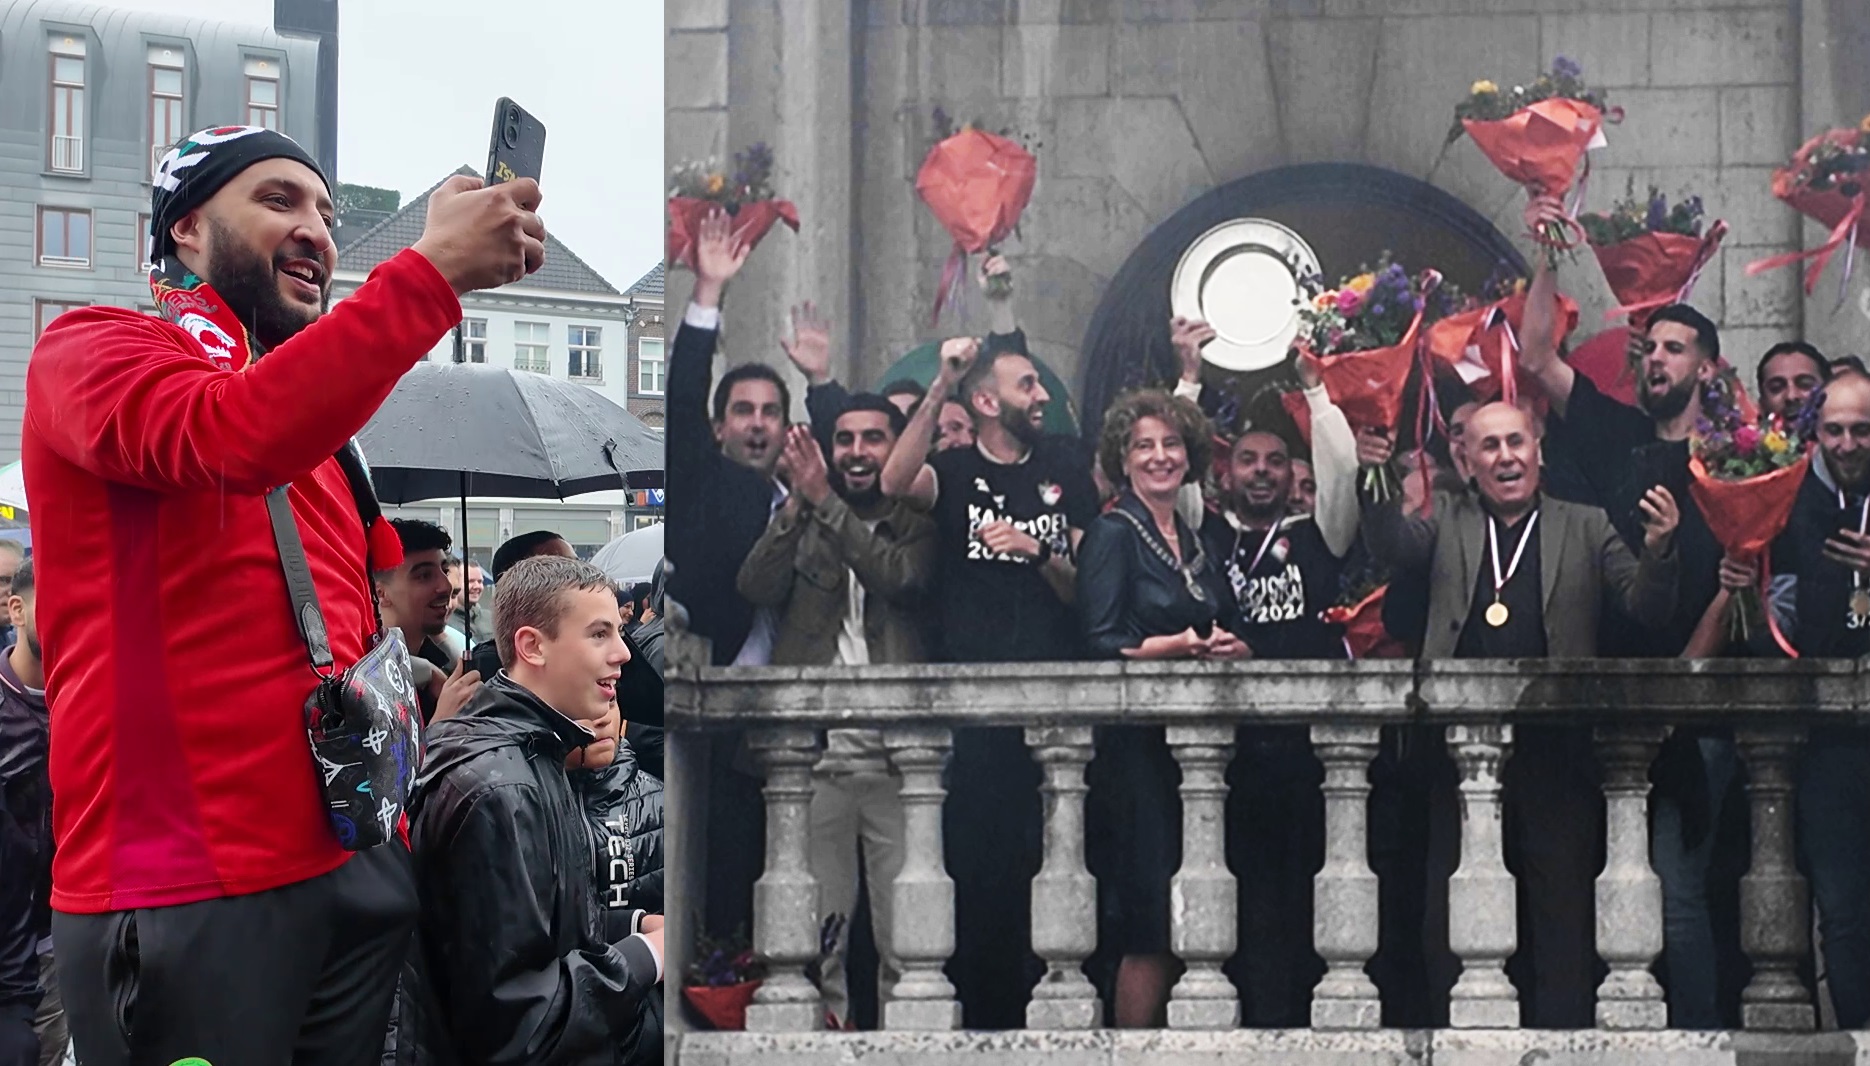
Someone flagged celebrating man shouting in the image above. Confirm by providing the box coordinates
[23,125,545,1065]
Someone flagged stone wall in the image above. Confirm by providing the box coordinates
[668,0,1867,419]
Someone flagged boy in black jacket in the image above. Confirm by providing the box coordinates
[399,556,663,1065]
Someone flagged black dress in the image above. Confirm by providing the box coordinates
[1076,493,1237,956]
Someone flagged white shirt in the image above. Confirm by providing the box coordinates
[731,478,790,667]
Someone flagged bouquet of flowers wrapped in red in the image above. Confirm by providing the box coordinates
[1687,381,1813,644]
[1450,57,1616,263]
[916,114,1038,323]
[1583,185,1728,323]
[1295,256,1446,497]
[1322,582,1407,660]
[1425,268,1579,407]
[682,928,768,1031]
[668,143,800,269]
[1746,116,1870,298]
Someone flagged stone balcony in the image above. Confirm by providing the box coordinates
[665,637,1870,1065]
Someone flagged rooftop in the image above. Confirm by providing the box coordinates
[336,166,621,296]
[627,262,664,301]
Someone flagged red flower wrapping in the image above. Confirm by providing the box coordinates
[667,198,800,270]
[1687,453,1810,563]
[1313,317,1422,434]
[1567,326,1639,408]
[1462,99,1604,199]
[916,128,1038,321]
[1594,222,1727,324]
[1321,586,1407,660]
[683,981,764,1031]
[1427,292,1580,404]
[916,128,1037,254]
[1745,129,1869,296]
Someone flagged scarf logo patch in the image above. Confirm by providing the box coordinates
[176,312,239,370]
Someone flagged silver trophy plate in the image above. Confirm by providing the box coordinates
[1169,218,1322,373]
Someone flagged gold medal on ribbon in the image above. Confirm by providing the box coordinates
[1485,600,1510,628]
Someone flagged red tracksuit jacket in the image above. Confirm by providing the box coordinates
[23,248,460,913]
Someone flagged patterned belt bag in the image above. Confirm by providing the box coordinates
[264,457,423,851]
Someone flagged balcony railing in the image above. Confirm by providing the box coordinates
[51,135,82,173]
[666,620,1870,1064]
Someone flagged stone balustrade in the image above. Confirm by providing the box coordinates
[666,651,1870,1065]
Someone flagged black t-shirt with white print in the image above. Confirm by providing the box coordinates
[1200,510,1347,660]
[928,436,1098,663]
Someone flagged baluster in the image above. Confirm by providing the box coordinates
[1593,724,1667,1030]
[1167,725,1240,1029]
[1310,724,1382,1029]
[745,728,824,1032]
[1025,726,1101,1029]
[1446,723,1519,1029]
[1737,726,1815,1031]
[882,727,962,1030]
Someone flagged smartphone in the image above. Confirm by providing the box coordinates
[484,98,546,188]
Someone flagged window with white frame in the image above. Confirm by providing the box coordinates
[148,46,185,179]
[48,36,86,173]
[35,300,86,339]
[37,208,91,268]
[514,321,550,373]
[568,326,602,380]
[244,57,280,130]
[460,318,487,363]
[636,336,665,396]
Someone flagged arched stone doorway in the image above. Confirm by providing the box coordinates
[1078,163,1529,443]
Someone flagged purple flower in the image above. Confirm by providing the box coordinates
[1372,303,1387,317]
[1554,55,1582,80]
[1645,192,1668,232]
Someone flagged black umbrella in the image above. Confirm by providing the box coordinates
[357,362,664,584]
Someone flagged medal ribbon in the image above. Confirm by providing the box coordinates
[1488,510,1539,606]
[1239,512,1285,577]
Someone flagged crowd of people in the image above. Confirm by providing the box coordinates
[670,197,1870,1033]
[0,126,664,1065]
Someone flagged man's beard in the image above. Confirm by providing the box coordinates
[1638,378,1697,422]
[831,466,883,508]
[1231,487,1285,526]
[24,634,39,661]
[998,402,1043,446]
[205,220,327,350]
[1826,448,1870,493]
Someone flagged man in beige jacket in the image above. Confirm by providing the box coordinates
[736,394,937,1029]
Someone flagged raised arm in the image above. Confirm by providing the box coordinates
[1518,195,1578,418]
[1355,433,1440,570]
[779,301,848,442]
[25,176,554,495]
[882,337,976,509]
[1296,352,1358,558]
[982,254,1019,339]
[668,210,752,491]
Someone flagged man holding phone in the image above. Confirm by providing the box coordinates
[24,124,545,1066]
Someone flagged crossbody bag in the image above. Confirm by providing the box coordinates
[265,444,423,851]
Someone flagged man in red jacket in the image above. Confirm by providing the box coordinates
[23,124,545,1066]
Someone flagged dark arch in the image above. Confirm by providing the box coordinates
[1078,163,1529,444]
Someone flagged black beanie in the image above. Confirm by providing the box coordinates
[149,125,329,262]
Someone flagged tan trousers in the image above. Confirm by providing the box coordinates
[809,771,906,1028]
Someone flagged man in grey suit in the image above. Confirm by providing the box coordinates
[1362,401,1682,1027]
